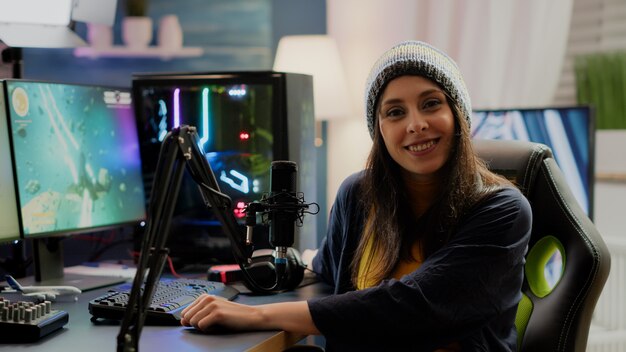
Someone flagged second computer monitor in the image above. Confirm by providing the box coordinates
[4,80,147,237]
[0,83,20,243]
[471,106,595,218]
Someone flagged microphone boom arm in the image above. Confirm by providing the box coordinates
[116,125,254,352]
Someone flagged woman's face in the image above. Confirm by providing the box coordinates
[378,75,456,183]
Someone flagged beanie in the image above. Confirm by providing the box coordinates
[364,40,471,139]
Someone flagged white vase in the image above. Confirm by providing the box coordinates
[122,16,153,49]
[87,23,113,48]
[158,15,183,50]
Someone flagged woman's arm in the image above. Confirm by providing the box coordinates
[313,172,366,292]
[180,295,320,335]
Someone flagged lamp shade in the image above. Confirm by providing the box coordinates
[273,35,351,120]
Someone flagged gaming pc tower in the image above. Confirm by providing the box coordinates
[132,71,318,267]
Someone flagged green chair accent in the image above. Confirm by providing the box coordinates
[515,293,533,349]
[525,236,565,299]
[515,235,566,349]
[475,140,611,352]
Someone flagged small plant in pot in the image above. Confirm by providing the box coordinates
[123,0,152,48]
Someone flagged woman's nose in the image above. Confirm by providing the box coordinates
[407,111,428,133]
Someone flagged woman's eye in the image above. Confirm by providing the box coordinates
[423,99,441,110]
[385,108,404,118]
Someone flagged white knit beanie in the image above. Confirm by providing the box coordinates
[364,40,471,139]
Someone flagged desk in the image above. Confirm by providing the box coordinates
[0,281,331,352]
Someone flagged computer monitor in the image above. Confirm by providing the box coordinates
[132,71,317,266]
[2,79,147,288]
[471,106,595,219]
[0,85,20,243]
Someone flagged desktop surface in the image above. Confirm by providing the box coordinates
[0,279,331,352]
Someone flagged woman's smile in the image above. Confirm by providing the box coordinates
[405,138,439,153]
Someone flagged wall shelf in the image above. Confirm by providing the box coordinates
[73,46,203,60]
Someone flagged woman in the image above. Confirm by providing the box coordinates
[181,40,532,351]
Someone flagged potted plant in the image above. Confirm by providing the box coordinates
[122,0,153,49]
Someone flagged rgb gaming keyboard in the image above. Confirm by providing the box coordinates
[88,278,239,325]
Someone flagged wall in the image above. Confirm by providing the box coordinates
[555,0,626,239]
[20,0,326,87]
[594,130,626,238]
[23,0,273,86]
[10,0,623,248]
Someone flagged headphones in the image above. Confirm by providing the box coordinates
[242,247,306,293]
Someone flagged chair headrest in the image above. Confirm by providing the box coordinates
[472,140,553,196]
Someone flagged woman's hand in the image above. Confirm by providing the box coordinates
[180,294,266,332]
[180,294,320,335]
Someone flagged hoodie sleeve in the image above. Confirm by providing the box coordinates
[313,171,366,294]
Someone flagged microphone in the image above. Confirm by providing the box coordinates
[267,161,298,276]
[242,160,318,292]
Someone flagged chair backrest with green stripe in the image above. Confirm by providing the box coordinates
[474,140,611,352]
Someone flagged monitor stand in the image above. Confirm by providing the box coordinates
[22,238,127,291]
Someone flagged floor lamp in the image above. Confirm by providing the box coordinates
[273,35,352,247]
[273,35,352,146]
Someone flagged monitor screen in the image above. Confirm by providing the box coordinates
[134,74,282,222]
[471,107,594,217]
[0,85,20,243]
[132,71,318,265]
[4,80,146,237]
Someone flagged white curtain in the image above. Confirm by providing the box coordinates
[325,0,573,205]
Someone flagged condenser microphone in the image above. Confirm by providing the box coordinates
[268,160,298,250]
[241,160,319,292]
[267,160,299,287]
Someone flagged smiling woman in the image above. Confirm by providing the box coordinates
[180,40,533,351]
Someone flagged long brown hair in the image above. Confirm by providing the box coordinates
[351,91,511,287]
